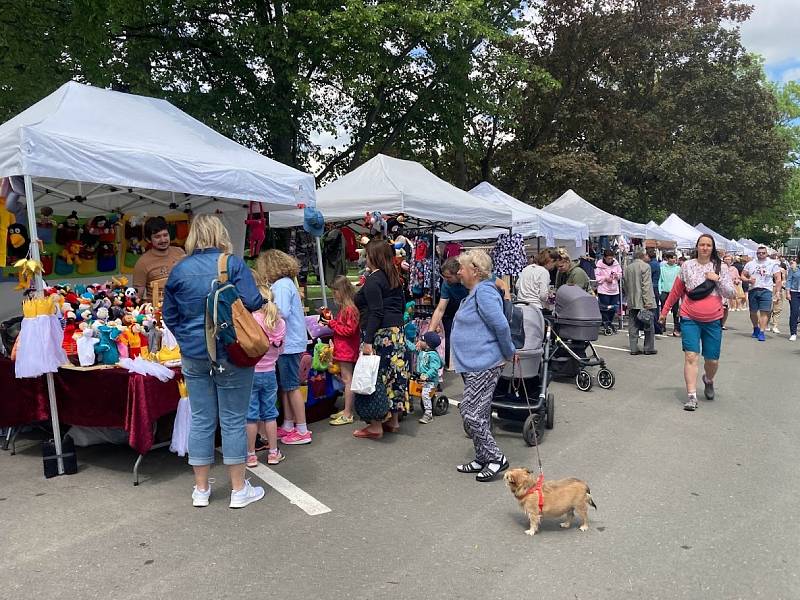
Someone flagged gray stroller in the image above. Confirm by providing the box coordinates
[548,286,615,392]
[489,303,555,446]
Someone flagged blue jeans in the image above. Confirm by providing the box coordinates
[182,355,254,466]
[790,292,800,335]
[597,293,619,327]
[248,371,279,423]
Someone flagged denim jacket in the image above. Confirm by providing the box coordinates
[787,267,800,293]
[162,248,263,359]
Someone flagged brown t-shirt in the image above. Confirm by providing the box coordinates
[133,246,186,301]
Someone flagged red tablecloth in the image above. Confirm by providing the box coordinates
[0,358,181,454]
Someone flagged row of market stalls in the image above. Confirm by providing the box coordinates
[0,82,761,478]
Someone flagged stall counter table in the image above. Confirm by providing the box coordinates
[0,358,181,483]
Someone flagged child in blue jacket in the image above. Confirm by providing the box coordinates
[415,332,443,424]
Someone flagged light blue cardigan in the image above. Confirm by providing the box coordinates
[451,279,515,373]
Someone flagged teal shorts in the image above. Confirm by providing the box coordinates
[680,318,722,360]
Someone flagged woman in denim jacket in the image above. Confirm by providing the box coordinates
[451,250,515,482]
[163,214,265,509]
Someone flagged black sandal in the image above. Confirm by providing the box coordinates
[476,457,509,482]
[456,461,484,474]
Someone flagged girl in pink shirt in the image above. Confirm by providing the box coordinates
[659,234,735,411]
[246,284,286,466]
[322,276,361,426]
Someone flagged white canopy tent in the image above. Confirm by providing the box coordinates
[645,221,678,247]
[0,81,316,217]
[660,214,704,249]
[695,223,743,253]
[542,189,673,241]
[270,154,513,229]
[0,81,314,476]
[467,182,589,246]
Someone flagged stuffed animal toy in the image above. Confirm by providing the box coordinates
[312,339,331,372]
[127,323,145,358]
[56,211,82,245]
[95,306,109,325]
[128,237,144,255]
[124,287,138,308]
[6,223,29,264]
[59,240,83,265]
[94,324,121,365]
[245,201,267,258]
[75,324,99,367]
[97,242,117,272]
[369,211,387,236]
[62,311,78,355]
[13,258,41,290]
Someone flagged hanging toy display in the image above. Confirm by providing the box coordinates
[13,257,42,291]
[245,201,267,258]
[14,296,68,378]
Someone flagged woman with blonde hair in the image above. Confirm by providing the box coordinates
[246,280,286,466]
[254,250,311,445]
[163,214,266,509]
[451,249,515,482]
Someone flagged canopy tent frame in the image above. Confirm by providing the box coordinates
[2,82,317,478]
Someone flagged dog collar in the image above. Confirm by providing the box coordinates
[522,473,545,512]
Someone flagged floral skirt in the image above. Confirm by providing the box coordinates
[354,327,410,422]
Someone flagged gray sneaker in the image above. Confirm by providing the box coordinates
[419,413,434,424]
[702,376,715,400]
[684,397,698,411]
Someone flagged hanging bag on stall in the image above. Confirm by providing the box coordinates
[205,253,270,368]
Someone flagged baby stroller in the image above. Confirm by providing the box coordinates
[548,286,615,392]
[487,302,555,446]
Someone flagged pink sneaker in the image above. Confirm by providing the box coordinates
[267,449,286,465]
[276,426,293,439]
[246,452,258,468]
[280,430,312,445]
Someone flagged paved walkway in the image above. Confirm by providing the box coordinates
[1,310,798,599]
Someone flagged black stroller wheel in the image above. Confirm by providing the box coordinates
[576,369,593,392]
[433,395,449,416]
[545,393,555,429]
[597,368,615,389]
[523,414,544,446]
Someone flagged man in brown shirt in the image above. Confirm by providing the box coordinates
[133,216,185,302]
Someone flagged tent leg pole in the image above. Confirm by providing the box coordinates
[315,237,328,306]
[24,175,65,476]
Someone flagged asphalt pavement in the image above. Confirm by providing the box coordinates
[2,309,799,600]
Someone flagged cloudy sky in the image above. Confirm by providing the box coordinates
[738,0,800,83]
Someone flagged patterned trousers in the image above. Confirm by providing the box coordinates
[459,366,503,464]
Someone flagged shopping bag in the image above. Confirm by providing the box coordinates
[350,354,381,395]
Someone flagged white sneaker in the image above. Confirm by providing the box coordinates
[229,479,265,509]
[790,335,796,341]
[772,327,781,334]
[192,484,211,507]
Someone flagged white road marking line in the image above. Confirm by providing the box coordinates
[215,448,331,516]
[246,462,332,516]
[592,344,630,352]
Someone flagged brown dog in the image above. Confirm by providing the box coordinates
[504,468,597,536]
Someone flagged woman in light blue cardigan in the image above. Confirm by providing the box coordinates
[451,250,515,482]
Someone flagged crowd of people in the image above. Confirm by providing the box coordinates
[160,216,520,509]
[157,212,796,508]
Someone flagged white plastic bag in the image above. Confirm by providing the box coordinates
[350,354,381,395]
